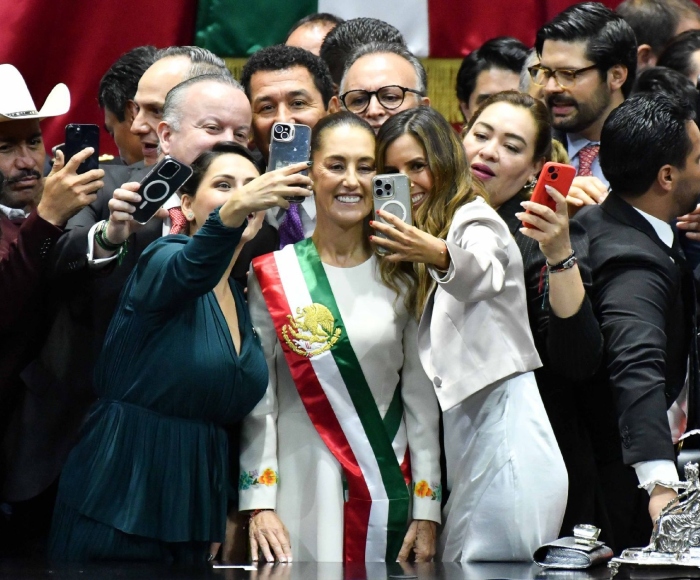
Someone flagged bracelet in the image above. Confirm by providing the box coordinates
[249,508,273,520]
[95,220,123,252]
[547,250,577,273]
[433,239,450,273]
[95,220,128,265]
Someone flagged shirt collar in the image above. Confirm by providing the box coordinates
[301,193,316,220]
[567,133,599,160]
[0,203,29,220]
[163,193,181,210]
[633,207,674,248]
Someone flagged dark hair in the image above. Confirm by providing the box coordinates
[310,110,374,157]
[658,30,700,79]
[319,18,406,85]
[456,37,529,106]
[286,13,344,39]
[340,42,427,95]
[465,91,553,163]
[631,66,698,106]
[98,46,157,121]
[155,46,230,78]
[616,0,677,56]
[535,2,638,97]
[600,92,695,195]
[179,142,262,198]
[241,45,334,108]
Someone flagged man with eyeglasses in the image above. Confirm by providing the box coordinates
[332,42,430,134]
[534,3,637,209]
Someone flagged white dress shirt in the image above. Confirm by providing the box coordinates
[632,207,686,492]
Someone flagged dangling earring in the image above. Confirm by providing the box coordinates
[525,178,536,197]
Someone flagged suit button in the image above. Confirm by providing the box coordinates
[434,376,442,388]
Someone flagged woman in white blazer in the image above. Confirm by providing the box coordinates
[371,106,567,562]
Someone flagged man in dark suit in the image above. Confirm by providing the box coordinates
[0,64,104,556]
[574,92,700,552]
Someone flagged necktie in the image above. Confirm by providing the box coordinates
[577,143,600,177]
[278,204,305,249]
[168,207,188,235]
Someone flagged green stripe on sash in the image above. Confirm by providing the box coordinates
[294,239,409,561]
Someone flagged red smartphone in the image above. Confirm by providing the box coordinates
[523,162,576,229]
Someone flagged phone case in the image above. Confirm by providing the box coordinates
[64,124,100,175]
[267,123,311,203]
[132,156,193,224]
[373,174,412,254]
[523,162,576,229]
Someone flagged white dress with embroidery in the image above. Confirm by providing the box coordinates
[240,255,442,562]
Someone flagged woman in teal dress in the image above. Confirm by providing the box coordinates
[48,142,312,563]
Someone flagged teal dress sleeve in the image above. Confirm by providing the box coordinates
[131,209,246,314]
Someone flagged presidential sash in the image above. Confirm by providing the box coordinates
[252,239,410,563]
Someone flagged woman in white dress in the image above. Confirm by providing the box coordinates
[240,112,442,564]
[371,106,568,562]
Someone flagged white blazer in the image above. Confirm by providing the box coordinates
[417,197,542,411]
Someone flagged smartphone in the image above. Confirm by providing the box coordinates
[132,156,193,224]
[372,174,412,254]
[523,162,576,229]
[267,122,311,203]
[64,124,100,175]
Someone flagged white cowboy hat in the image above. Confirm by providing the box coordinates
[0,64,70,123]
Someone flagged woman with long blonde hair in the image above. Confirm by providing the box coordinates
[372,106,567,562]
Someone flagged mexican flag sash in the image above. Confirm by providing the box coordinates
[252,239,411,563]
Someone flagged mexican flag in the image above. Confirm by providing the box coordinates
[194,0,607,59]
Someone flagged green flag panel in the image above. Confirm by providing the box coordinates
[196,0,318,57]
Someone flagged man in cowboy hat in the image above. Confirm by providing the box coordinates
[0,63,105,556]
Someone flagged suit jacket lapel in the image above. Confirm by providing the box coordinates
[600,193,676,259]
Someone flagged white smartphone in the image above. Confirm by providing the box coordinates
[372,173,412,254]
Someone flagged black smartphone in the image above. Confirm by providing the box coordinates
[132,156,193,224]
[267,122,311,203]
[64,124,100,175]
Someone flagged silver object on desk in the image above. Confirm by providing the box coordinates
[610,462,700,574]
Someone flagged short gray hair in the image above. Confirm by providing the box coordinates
[339,42,427,95]
[162,74,245,131]
[519,49,539,93]
[155,45,230,78]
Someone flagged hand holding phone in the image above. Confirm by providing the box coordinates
[267,122,311,203]
[523,162,576,229]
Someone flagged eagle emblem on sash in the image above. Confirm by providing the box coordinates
[282,303,342,357]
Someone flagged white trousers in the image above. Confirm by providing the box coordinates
[440,371,568,562]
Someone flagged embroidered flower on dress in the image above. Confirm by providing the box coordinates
[414,480,442,501]
[239,468,280,490]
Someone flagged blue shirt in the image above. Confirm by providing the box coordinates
[567,133,608,188]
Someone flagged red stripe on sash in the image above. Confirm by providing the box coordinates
[253,253,371,563]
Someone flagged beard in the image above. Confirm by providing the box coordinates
[547,83,612,134]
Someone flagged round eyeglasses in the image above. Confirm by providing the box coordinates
[339,85,424,114]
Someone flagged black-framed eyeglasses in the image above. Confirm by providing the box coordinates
[339,85,424,114]
[528,64,599,89]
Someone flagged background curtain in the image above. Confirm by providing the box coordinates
[0,0,627,157]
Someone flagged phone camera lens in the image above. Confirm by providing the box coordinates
[551,173,559,180]
[274,126,283,135]
[375,188,383,196]
[375,179,383,186]
[384,183,392,191]
[547,166,555,174]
